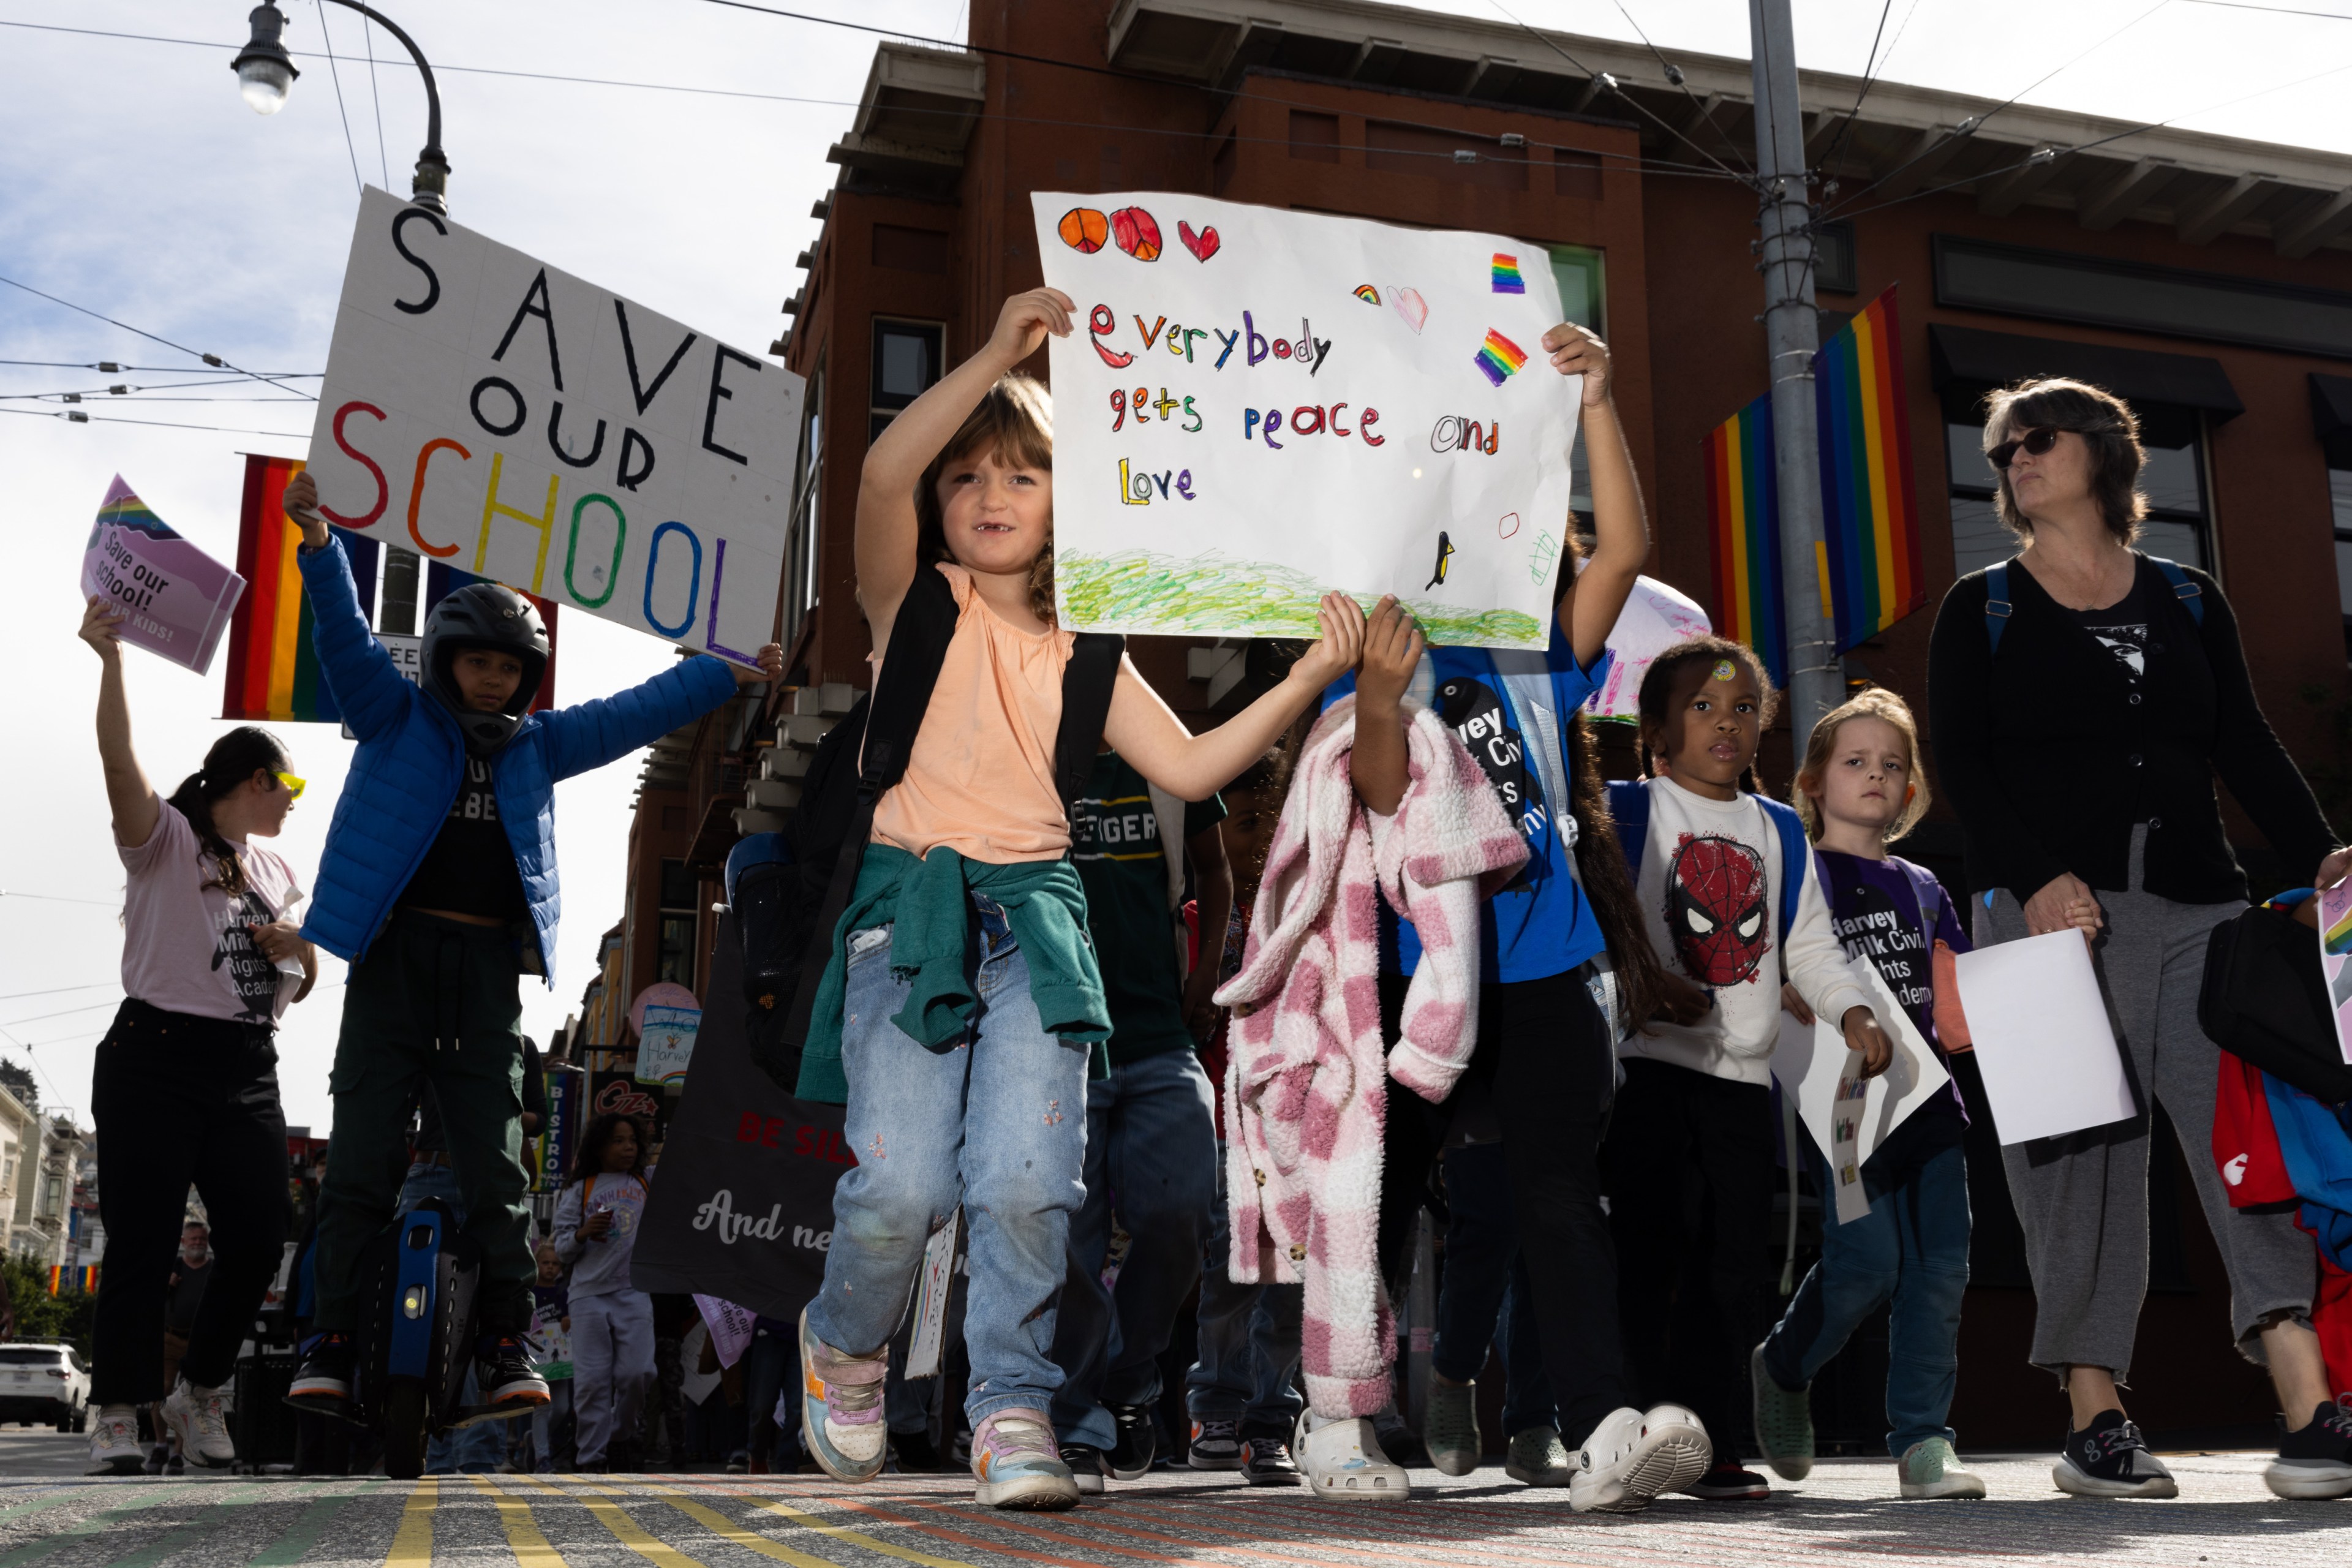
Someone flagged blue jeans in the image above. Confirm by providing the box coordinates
[1761,1128,1972,1457]
[1186,1142,1304,1437]
[1050,1047,1218,1450]
[398,1161,508,1473]
[1434,1142,1555,1435]
[806,899,1091,1429]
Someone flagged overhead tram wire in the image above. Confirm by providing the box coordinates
[362,7,391,186]
[0,18,1751,186]
[2182,0,2352,16]
[1605,0,1755,177]
[1815,0,2179,224]
[312,0,367,199]
[0,360,320,375]
[0,272,318,402]
[1814,0,1898,187]
[1,405,314,440]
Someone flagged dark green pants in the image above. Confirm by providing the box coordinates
[313,909,534,1336]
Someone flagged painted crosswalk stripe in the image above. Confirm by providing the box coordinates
[472,1476,570,1567]
[383,1480,438,1566]
[248,1479,387,1568]
[507,1477,710,1568]
[102,1482,296,1568]
[0,1484,194,1567]
[630,1484,848,1568]
[644,1479,979,1568]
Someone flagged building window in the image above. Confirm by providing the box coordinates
[1947,415,2212,578]
[2332,467,2352,660]
[657,858,698,990]
[787,360,824,650]
[1547,245,1605,336]
[1814,221,1858,296]
[871,318,943,443]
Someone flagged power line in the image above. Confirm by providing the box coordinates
[0,405,312,439]
[2182,0,2352,14]
[361,7,390,187]
[1,1001,126,1030]
[1815,0,1898,178]
[312,0,366,200]
[0,361,320,375]
[1605,0,1755,176]
[3,374,320,401]
[0,890,121,910]
[0,984,120,1005]
[0,273,318,402]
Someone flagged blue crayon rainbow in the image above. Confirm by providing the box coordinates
[1473,329,1528,387]
[1491,253,1525,293]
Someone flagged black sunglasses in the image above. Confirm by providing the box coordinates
[1986,426,2073,470]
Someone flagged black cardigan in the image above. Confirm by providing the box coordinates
[1925,553,2337,906]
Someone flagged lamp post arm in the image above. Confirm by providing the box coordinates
[322,0,448,211]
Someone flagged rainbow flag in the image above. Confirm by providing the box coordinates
[1814,285,1923,650]
[1703,392,1787,687]
[222,456,379,723]
[1491,253,1525,294]
[1473,329,1528,388]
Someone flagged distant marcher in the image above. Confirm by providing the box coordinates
[553,1114,656,1472]
[78,596,314,1477]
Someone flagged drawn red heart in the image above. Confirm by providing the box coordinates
[1178,221,1221,262]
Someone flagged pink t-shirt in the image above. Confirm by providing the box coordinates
[118,801,304,1026]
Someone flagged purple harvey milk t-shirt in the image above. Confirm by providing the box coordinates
[1814,849,1970,1126]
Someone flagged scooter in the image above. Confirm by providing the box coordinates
[345,1199,523,1479]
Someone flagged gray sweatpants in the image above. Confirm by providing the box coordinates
[1978,828,2315,1383]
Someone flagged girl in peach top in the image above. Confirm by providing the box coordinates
[796,290,1364,1512]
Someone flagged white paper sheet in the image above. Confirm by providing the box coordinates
[1771,963,1952,1224]
[1951,929,2135,1144]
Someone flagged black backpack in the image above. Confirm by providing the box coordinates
[2197,903,2352,1104]
[743,567,1124,1093]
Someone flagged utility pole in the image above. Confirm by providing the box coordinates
[1749,0,1838,745]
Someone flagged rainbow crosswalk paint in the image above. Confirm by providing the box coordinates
[1473,329,1528,387]
[1490,253,1525,293]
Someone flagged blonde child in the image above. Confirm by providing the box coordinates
[1752,688,2000,1499]
[1604,639,1893,1501]
[794,288,1361,1511]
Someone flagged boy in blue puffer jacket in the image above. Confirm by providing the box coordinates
[274,472,780,1417]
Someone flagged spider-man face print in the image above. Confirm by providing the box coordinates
[1665,833,1768,986]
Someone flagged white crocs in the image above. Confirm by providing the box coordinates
[1294,1409,1411,1502]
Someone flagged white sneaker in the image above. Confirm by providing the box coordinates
[1294,1410,1410,1502]
[162,1377,236,1469]
[1899,1437,1987,1500]
[1570,1404,1713,1513]
[87,1406,145,1476]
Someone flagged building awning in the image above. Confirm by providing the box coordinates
[1928,324,2244,421]
[2312,372,2352,466]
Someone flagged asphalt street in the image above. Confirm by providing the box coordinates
[0,1442,2336,1567]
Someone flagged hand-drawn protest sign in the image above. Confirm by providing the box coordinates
[80,475,247,675]
[1034,192,1578,649]
[304,188,801,663]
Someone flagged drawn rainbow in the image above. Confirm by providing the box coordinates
[1354,284,1381,304]
[1491,254,1525,293]
[1473,328,1528,387]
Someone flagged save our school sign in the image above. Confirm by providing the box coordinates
[303,188,802,660]
[1033,192,1579,650]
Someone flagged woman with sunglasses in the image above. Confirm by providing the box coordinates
[1926,378,2352,1502]
[77,594,316,1477]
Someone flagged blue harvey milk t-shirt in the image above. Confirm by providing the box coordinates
[1327,617,1613,984]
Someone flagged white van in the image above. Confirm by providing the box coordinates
[0,1344,90,1433]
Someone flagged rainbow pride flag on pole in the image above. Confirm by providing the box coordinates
[1703,392,1787,687]
[1814,285,1923,651]
[222,456,380,723]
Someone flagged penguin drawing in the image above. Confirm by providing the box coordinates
[1425,530,1456,590]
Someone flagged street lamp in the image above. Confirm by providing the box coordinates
[232,1,451,213]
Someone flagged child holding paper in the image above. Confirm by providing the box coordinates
[1752,688,1999,1499]
[794,288,1360,1511]
[1605,639,1893,1501]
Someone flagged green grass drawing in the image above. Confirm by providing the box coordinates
[1058,549,1545,647]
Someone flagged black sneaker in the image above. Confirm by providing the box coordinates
[1188,1416,1243,1470]
[285,1333,356,1412]
[1684,1463,1772,1500]
[1106,1401,1157,1482]
[2266,1401,2352,1501]
[1060,1443,1108,1496]
[475,1335,551,1411]
[1240,1436,1303,1487]
[2054,1409,2177,1498]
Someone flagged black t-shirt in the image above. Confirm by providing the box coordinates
[1069,752,1226,1065]
[165,1258,211,1336]
[399,756,529,920]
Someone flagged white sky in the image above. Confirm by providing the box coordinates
[4,0,2347,1132]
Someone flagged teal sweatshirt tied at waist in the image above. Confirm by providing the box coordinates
[793,843,1112,1104]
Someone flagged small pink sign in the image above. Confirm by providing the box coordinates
[79,475,246,675]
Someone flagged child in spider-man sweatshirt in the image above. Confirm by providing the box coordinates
[1600,636,1891,1502]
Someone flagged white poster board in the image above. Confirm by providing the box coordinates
[1771,964,1952,1223]
[1951,929,2136,1144]
[1033,192,1578,649]
[1588,571,1712,718]
[305,188,801,663]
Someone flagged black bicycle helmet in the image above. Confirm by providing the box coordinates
[421,581,549,756]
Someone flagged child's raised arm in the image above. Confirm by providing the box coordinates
[1546,327,1649,668]
[855,288,1074,649]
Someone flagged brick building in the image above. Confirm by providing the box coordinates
[609,0,2352,1447]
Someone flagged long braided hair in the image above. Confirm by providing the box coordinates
[164,726,290,897]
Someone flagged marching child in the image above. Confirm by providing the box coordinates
[529,1242,575,1472]
[1751,687,1993,1500]
[794,288,1362,1511]
[552,1112,655,1472]
[276,471,780,1421]
[1605,638,1894,1501]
